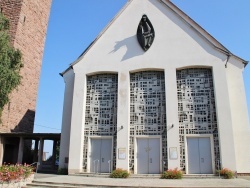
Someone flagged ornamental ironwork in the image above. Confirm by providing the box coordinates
[176,68,220,172]
[129,71,167,172]
[83,74,118,171]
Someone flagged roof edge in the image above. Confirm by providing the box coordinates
[72,0,133,65]
[60,0,133,76]
[60,66,73,77]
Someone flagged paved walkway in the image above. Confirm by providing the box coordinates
[33,173,250,187]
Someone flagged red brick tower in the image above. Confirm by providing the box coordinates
[0,0,52,133]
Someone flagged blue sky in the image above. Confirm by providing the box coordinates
[34,0,250,153]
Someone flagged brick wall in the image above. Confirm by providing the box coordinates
[0,0,52,133]
[0,0,22,44]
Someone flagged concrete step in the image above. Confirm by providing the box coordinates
[23,181,126,188]
[37,169,58,174]
[73,173,161,179]
[71,173,219,179]
[23,181,86,188]
[24,183,76,187]
[73,172,111,178]
[130,174,161,179]
[129,174,219,179]
[183,174,220,179]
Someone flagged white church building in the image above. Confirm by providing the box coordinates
[59,0,250,174]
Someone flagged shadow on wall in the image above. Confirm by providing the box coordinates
[2,138,34,164]
[2,137,19,164]
[11,109,35,133]
[109,35,145,61]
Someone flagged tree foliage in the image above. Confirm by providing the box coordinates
[0,13,23,119]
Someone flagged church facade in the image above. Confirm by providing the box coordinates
[59,0,250,174]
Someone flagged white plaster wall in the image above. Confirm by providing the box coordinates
[226,57,250,173]
[67,69,86,174]
[65,0,248,172]
[59,69,75,169]
[212,62,237,171]
[116,71,130,170]
[164,68,180,169]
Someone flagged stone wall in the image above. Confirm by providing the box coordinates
[0,0,52,133]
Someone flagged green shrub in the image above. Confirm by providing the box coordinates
[0,163,34,183]
[110,168,130,178]
[57,167,68,175]
[161,168,183,179]
[217,168,234,179]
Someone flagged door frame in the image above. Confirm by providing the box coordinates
[87,136,113,173]
[134,135,162,174]
[185,134,215,174]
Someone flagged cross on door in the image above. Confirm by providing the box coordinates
[144,146,151,152]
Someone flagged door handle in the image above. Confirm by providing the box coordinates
[201,158,204,163]
[102,158,104,162]
[150,158,152,163]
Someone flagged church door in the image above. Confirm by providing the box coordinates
[187,137,213,174]
[90,138,112,173]
[137,138,160,174]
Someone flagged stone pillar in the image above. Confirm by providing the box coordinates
[52,140,57,169]
[38,138,44,170]
[116,71,130,171]
[213,65,237,171]
[17,137,24,164]
[68,71,86,173]
[59,69,74,169]
[33,139,39,162]
[165,68,180,170]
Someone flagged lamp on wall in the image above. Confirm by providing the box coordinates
[116,125,124,133]
[167,123,174,131]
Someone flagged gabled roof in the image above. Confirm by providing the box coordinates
[60,0,248,76]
